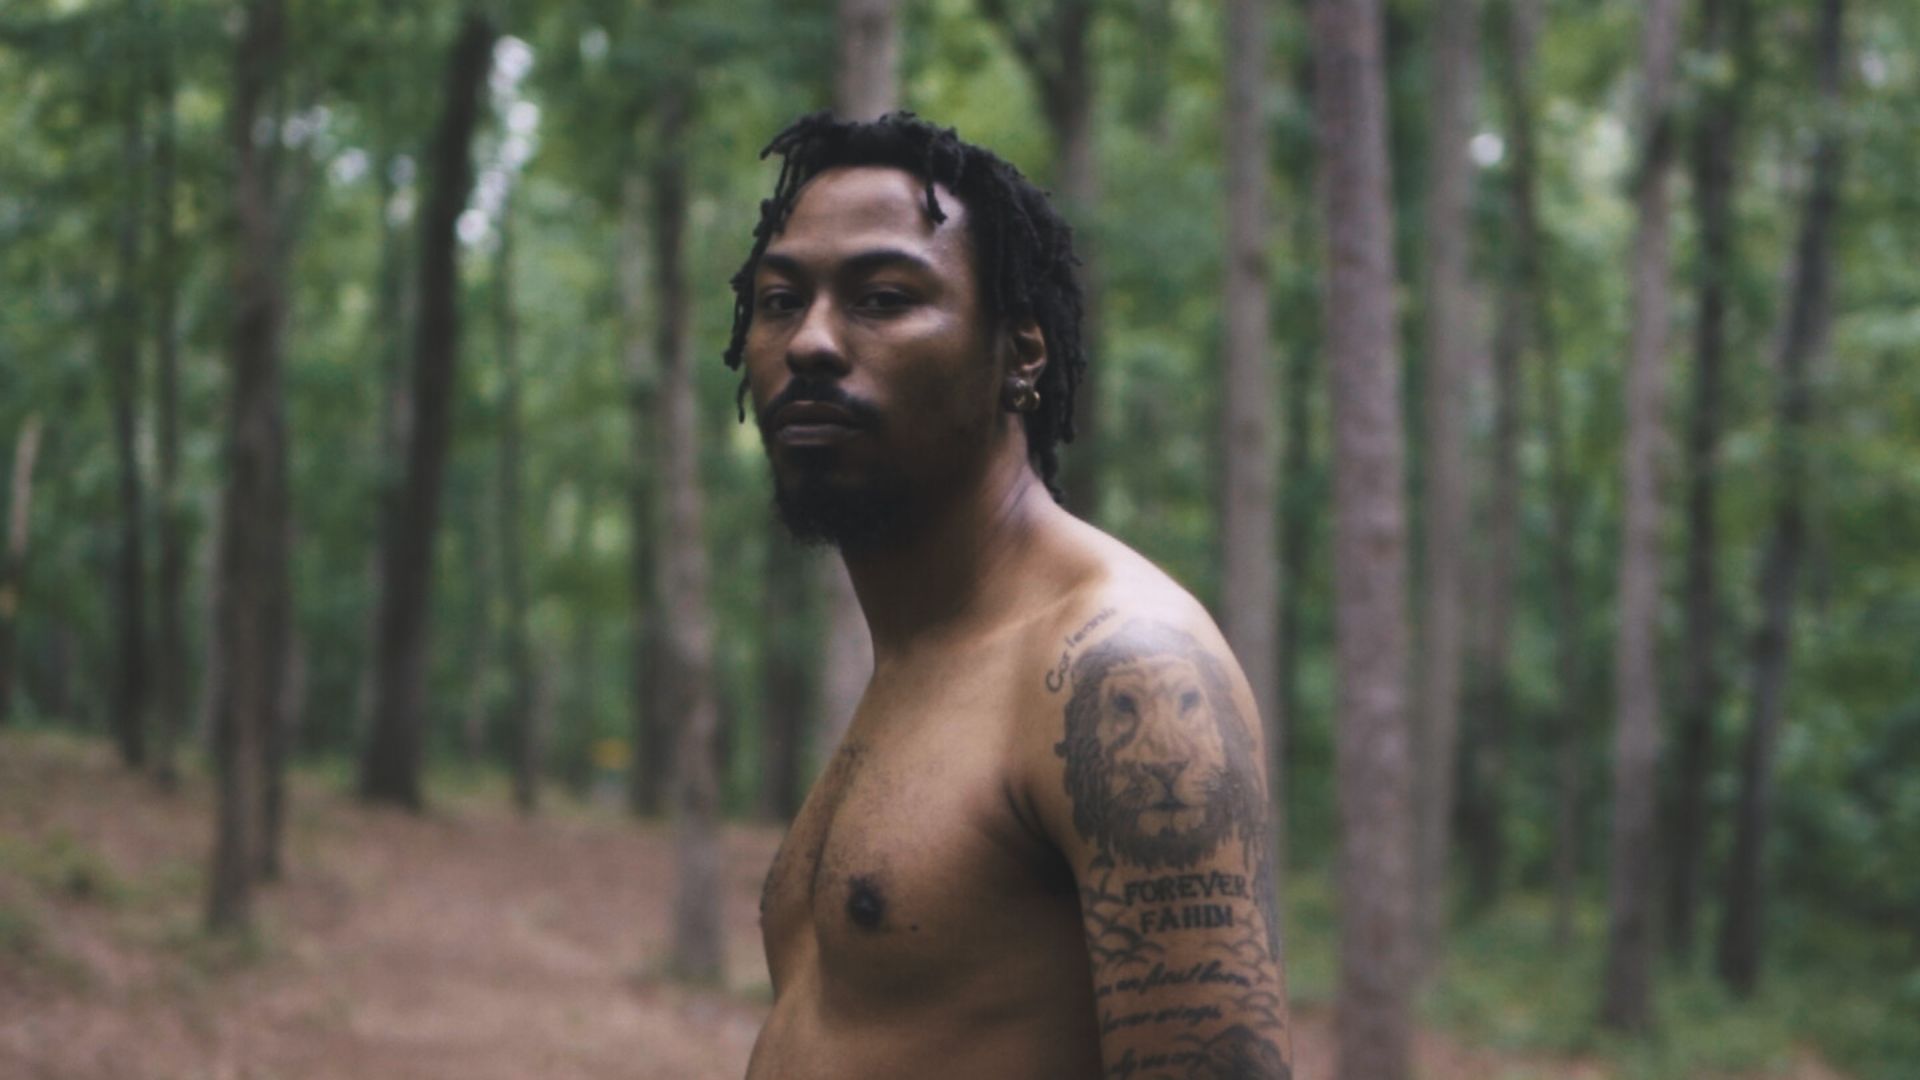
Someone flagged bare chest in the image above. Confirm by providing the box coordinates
[757,665,1077,1003]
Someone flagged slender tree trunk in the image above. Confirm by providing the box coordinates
[208,0,290,933]
[1667,0,1750,962]
[1220,0,1282,900]
[1489,0,1583,947]
[1315,0,1416,1073]
[496,195,538,815]
[360,12,497,810]
[1413,0,1479,979]
[1462,0,1537,913]
[653,89,725,983]
[620,170,668,817]
[151,0,187,787]
[109,17,150,769]
[1717,0,1845,996]
[836,0,898,121]
[0,418,45,728]
[1600,0,1684,1032]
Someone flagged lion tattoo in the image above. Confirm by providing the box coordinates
[1055,621,1263,872]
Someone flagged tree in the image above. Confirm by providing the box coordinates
[0,417,44,729]
[207,0,291,933]
[1667,0,1752,961]
[107,4,150,770]
[651,83,726,982]
[1717,0,1847,996]
[496,191,539,815]
[150,0,188,788]
[836,0,899,122]
[621,168,670,818]
[1315,0,1417,1072]
[1414,0,1479,976]
[1220,0,1281,878]
[979,0,1104,517]
[1601,0,1684,1032]
[360,11,498,810]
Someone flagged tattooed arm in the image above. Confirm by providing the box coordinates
[1035,614,1292,1080]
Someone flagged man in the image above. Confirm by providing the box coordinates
[733,113,1292,1080]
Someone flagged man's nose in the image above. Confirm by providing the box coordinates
[786,296,849,376]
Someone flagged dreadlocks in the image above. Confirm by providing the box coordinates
[724,111,1087,497]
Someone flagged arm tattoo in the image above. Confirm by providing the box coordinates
[1053,618,1289,1080]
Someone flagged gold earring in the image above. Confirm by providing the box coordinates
[1007,378,1041,413]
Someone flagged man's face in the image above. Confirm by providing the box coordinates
[742,166,1002,549]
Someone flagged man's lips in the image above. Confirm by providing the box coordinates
[769,401,863,445]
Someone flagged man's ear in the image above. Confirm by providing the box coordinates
[1003,318,1048,386]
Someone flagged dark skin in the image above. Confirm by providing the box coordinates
[744,166,1292,1080]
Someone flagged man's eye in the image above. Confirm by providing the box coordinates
[757,291,802,315]
[856,289,914,312]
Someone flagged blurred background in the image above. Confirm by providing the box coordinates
[1,0,1915,1077]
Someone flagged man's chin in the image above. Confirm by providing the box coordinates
[771,473,913,553]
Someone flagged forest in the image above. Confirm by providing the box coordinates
[1,0,1916,1077]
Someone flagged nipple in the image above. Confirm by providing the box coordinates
[846,875,886,931]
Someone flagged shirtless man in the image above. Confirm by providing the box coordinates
[730,113,1292,1080]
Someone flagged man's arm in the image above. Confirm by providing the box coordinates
[1035,612,1292,1080]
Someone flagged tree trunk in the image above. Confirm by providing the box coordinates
[982,0,1103,518]
[0,417,45,728]
[109,18,150,770]
[1600,0,1684,1032]
[1462,0,1539,914]
[1413,0,1479,979]
[1667,0,1751,962]
[151,0,187,788]
[653,89,726,983]
[496,194,538,815]
[360,11,497,810]
[1220,0,1282,896]
[620,170,668,817]
[1488,0,1583,947]
[835,0,898,122]
[1717,0,1845,996]
[1315,0,1417,1073]
[208,0,290,933]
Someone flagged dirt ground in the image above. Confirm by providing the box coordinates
[0,732,1840,1080]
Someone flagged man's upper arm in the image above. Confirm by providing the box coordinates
[1033,611,1292,1080]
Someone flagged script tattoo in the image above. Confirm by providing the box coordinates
[1056,619,1290,1080]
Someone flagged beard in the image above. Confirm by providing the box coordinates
[770,450,915,553]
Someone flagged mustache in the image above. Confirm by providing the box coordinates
[756,378,883,432]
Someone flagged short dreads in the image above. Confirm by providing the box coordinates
[723,111,1087,496]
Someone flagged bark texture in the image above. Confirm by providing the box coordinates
[1717,0,1845,996]
[1315,0,1417,1073]
[360,12,497,809]
[1414,0,1479,976]
[207,0,290,933]
[1601,0,1684,1032]
[1667,0,1751,961]
[1221,0,1280,817]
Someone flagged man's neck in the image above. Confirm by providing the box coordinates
[841,438,1067,660]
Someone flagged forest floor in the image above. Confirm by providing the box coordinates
[0,730,1848,1080]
